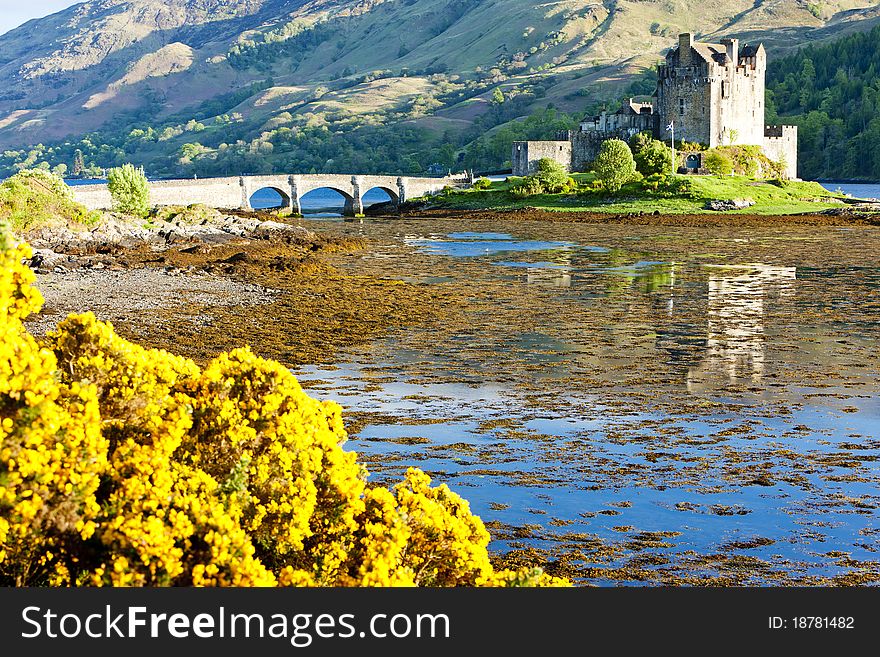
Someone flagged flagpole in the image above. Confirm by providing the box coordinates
[671,120,675,176]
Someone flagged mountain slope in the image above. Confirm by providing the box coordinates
[1,0,879,175]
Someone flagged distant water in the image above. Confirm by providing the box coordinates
[819,182,880,200]
[251,187,392,215]
[65,179,107,185]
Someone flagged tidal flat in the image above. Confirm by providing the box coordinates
[295,215,880,585]
[28,212,880,585]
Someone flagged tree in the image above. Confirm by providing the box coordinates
[72,149,85,177]
[594,139,636,193]
[630,133,672,176]
[491,87,505,105]
[107,163,150,217]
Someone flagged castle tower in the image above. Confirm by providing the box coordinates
[657,33,766,148]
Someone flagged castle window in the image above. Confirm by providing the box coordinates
[722,81,729,98]
[679,98,685,115]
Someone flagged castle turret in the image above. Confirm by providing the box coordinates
[678,33,694,65]
[721,38,739,64]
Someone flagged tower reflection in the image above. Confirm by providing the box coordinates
[687,264,796,391]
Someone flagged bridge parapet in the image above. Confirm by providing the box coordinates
[70,173,470,215]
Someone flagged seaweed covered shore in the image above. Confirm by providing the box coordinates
[396,205,880,227]
[24,209,459,367]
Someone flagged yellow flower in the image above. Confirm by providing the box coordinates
[0,230,568,588]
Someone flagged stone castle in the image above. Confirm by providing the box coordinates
[513,33,798,179]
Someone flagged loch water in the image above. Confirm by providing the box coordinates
[290,218,880,585]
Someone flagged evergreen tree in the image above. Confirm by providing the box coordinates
[766,24,880,179]
[73,150,85,177]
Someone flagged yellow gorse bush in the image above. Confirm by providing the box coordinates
[0,232,568,587]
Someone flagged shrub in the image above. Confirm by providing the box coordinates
[594,139,636,193]
[0,170,100,233]
[704,150,735,176]
[510,176,545,198]
[630,133,673,176]
[472,178,492,190]
[534,157,571,193]
[705,145,783,178]
[640,173,698,198]
[0,232,568,588]
[642,173,668,192]
[108,164,150,217]
[509,159,576,198]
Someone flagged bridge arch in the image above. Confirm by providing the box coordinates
[362,185,399,210]
[248,186,292,210]
[69,172,471,215]
[297,186,357,216]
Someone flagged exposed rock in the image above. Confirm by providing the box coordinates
[24,213,316,256]
[28,248,68,273]
[253,221,316,242]
[705,198,756,211]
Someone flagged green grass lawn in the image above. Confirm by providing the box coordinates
[430,174,850,215]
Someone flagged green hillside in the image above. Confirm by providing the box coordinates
[1,0,879,178]
[767,23,880,180]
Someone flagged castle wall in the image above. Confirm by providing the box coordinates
[657,64,713,145]
[511,141,572,176]
[657,34,766,148]
[569,130,649,171]
[763,125,798,179]
[581,111,654,134]
[716,49,765,147]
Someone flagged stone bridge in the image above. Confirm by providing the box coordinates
[71,173,470,216]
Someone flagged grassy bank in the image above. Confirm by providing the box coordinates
[0,169,101,232]
[426,174,852,215]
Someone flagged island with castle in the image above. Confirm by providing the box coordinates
[513,33,798,180]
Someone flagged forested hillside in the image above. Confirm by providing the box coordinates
[767,24,880,180]
[2,0,880,179]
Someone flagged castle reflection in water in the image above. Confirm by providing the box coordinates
[686,264,796,391]
[513,257,797,391]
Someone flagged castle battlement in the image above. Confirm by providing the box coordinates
[764,125,797,138]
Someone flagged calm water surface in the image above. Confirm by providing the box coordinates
[819,182,880,199]
[291,218,880,585]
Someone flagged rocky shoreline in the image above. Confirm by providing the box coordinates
[20,207,456,367]
[22,209,312,339]
[25,209,316,272]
